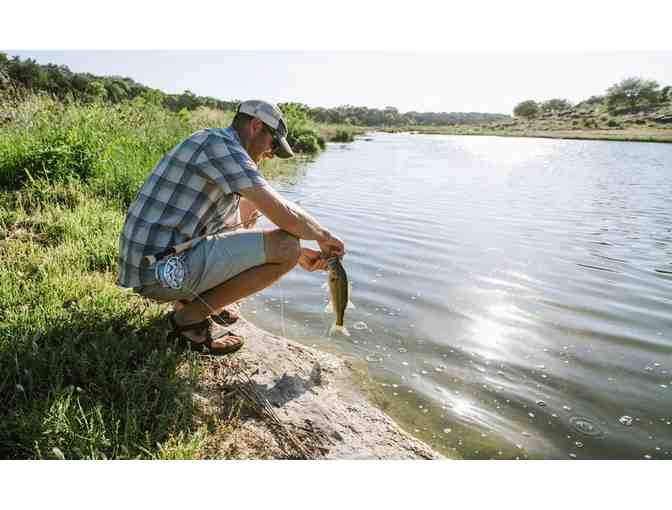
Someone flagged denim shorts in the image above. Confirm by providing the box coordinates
[135,229,266,303]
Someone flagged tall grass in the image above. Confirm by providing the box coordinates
[0,180,210,458]
[0,94,239,207]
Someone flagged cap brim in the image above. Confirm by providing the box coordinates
[274,136,294,159]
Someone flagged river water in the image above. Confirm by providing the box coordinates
[240,132,672,459]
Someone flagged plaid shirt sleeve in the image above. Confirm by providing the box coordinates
[194,129,268,194]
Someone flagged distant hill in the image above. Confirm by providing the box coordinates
[503,78,672,132]
[495,99,672,132]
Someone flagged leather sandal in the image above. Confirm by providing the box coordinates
[168,312,244,355]
[211,306,240,326]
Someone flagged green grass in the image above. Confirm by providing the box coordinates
[315,123,366,142]
[0,94,308,459]
[0,181,207,459]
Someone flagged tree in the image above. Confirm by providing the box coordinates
[660,86,671,103]
[87,80,107,99]
[540,98,572,113]
[105,81,126,102]
[513,100,540,119]
[8,56,47,90]
[606,77,660,110]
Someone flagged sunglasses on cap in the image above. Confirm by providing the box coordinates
[262,124,282,154]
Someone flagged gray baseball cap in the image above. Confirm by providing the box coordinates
[237,99,294,158]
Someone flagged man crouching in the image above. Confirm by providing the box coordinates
[117,100,345,354]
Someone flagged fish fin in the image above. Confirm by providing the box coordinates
[329,323,351,337]
[347,282,355,308]
[321,281,329,290]
[324,300,334,313]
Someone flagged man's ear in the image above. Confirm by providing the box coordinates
[249,117,264,134]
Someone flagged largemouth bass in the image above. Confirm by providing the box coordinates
[326,257,354,336]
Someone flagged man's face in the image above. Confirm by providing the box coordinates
[247,119,275,164]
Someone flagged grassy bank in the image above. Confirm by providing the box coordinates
[375,100,672,143]
[0,95,318,459]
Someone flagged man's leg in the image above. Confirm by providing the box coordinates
[175,229,300,328]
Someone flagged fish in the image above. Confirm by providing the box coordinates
[325,256,354,336]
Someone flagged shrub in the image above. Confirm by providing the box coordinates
[10,134,100,185]
[280,103,325,154]
[513,100,539,119]
[292,133,321,154]
[540,98,572,113]
[330,129,355,143]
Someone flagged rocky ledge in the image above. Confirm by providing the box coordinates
[190,315,443,460]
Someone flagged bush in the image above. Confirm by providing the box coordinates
[330,129,355,143]
[540,98,572,113]
[280,103,325,154]
[8,134,100,186]
[513,100,539,119]
[292,133,321,154]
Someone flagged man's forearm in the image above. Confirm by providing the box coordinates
[240,185,331,241]
[282,200,331,241]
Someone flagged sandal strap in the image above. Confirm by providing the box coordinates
[213,308,239,326]
[168,312,212,334]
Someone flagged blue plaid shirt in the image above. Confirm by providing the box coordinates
[117,126,268,288]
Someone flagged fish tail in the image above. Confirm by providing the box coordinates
[329,322,351,337]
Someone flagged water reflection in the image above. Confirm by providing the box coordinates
[240,133,672,459]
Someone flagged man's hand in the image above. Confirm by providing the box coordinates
[239,197,259,229]
[317,232,345,259]
[298,247,328,272]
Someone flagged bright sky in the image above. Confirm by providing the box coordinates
[9,50,672,115]
[4,2,672,114]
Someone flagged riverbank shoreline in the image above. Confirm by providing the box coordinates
[193,312,445,460]
[376,126,672,143]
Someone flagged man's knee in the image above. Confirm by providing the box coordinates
[264,229,300,266]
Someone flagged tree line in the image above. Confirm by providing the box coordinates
[1,53,510,127]
[0,53,239,113]
[294,104,509,126]
[513,77,672,119]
